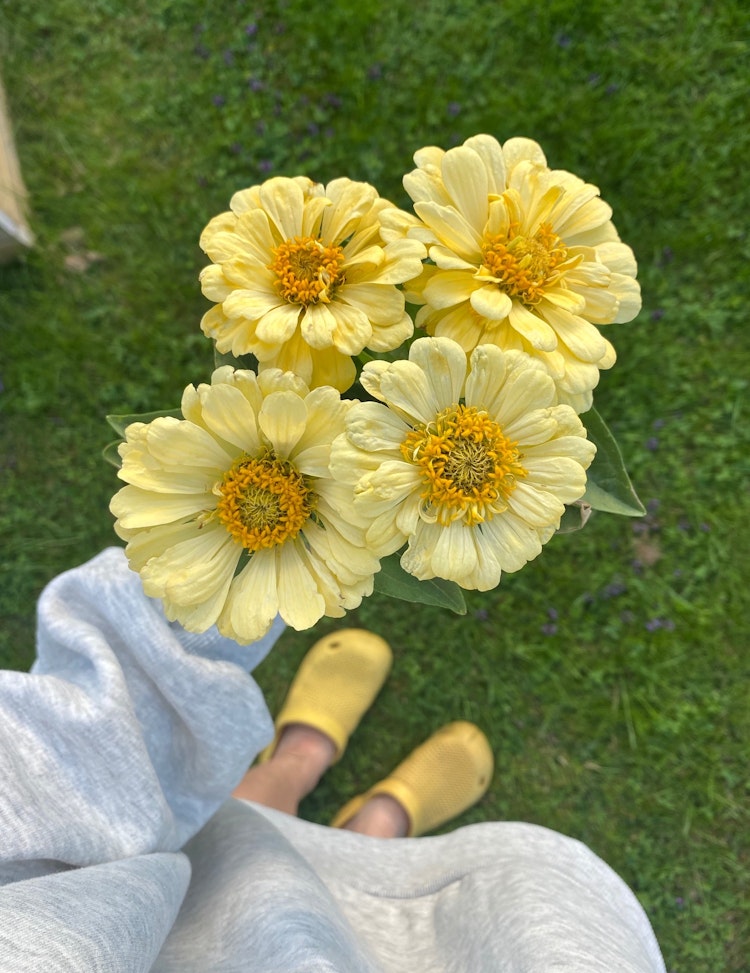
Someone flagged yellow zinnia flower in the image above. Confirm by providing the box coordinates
[199,176,426,392]
[110,366,380,643]
[403,135,641,412]
[330,337,596,590]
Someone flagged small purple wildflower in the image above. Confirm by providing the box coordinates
[675,897,684,909]
[631,559,644,575]
[547,607,559,621]
[324,93,343,109]
[367,63,383,80]
[645,436,659,451]
[230,142,243,155]
[661,246,674,265]
[307,122,320,136]
[606,83,620,95]
[447,101,462,117]
[677,518,691,532]
[652,418,665,431]
[700,522,711,532]
[223,49,234,66]
[212,94,226,108]
[647,498,661,514]
[555,32,572,48]
[256,120,267,135]
[602,581,627,599]
[245,22,258,36]
[248,78,265,92]
[194,43,210,59]
[541,622,558,636]
[651,308,665,321]
[588,73,601,85]
[645,618,663,632]
[258,159,273,174]
[631,521,650,535]
[473,608,489,622]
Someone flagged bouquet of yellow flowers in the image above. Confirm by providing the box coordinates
[107,135,644,643]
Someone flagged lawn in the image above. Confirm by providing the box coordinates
[1,1,748,969]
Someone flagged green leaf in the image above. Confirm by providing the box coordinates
[373,553,467,614]
[581,408,646,517]
[106,408,182,438]
[213,347,259,371]
[102,440,123,469]
[556,500,593,534]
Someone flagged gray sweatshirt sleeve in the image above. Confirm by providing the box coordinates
[0,546,284,872]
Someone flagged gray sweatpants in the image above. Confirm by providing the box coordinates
[0,548,665,972]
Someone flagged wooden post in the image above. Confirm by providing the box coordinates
[0,75,33,264]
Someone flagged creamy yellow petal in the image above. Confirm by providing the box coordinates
[440,145,491,232]
[198,381,261,454]
[258,177,305,240]
[611,275,642,322]
[254,302,302,346]
[595,241,637,277]
[258,390,307,458]
[413,201,483,261]
[464,344,508,408]
[307,346,356,393]
[111,485,210,528]
[320,178,378,244]
[372,359,440,425]
[367,311,415,353]
[300,302,337,349]
[276,542,326,630]
[539,303,607,362]
[139,418,233,470]
[198,265,234,302]
[344,402,409,452]
[508,302,558,351]
[463,134,507,195]
[422,269,479,309]
[502,137,547,171]
[142,527,240,605]
[337,281,405,326]
[481,510,543,573]
[470,285,513,321]
[221,275,282,317]
[221,551,279,644]
[408,335,467,410]
[506,481,566,528]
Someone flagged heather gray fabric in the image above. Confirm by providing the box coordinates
[0,548,666,972]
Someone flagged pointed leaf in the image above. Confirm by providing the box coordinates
[374,553,467,614]
[106,408,182,438]
[102,440,123,469]
[581,408,645,516]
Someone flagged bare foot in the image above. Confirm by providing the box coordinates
[232,723,337,813]
[343,794,410,838]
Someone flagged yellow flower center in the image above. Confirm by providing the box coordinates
[481,222,569,306]
[269,236,346,306]
[400,405,527,526]
[215,453,314,550]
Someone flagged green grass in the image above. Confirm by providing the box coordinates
[1,1,748,969]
